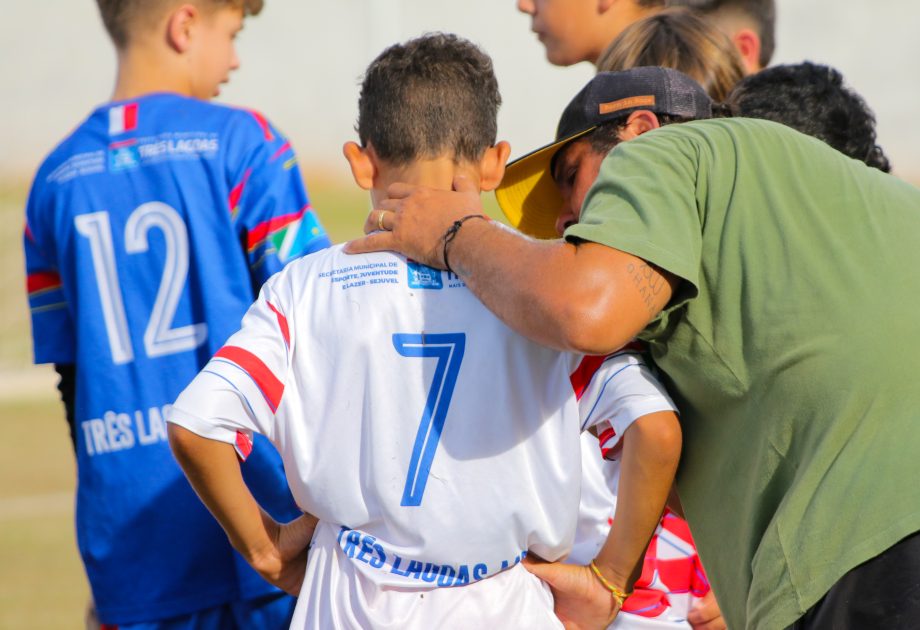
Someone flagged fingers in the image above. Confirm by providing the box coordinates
[344,231,398,255]
[364,209,392,235]
[688,591,726,630]
[521,557,560,586]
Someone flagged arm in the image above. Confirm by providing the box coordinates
[346,179,676,354]
[54,363,77,453]
[596,410,681,589]
[168,424,316,596]
[525,411,682,627]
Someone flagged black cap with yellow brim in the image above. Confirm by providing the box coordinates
[496,67,714,239]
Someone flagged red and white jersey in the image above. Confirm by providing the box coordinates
[169,245,676,627]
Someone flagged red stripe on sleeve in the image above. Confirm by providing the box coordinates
[27,271,63,294]
[235,431,253,461]
[265,301,290,349]
[228,168,253,214]
[270,141,292,162]
[214,346,284,412]
[246,208,304,251]
[248,109,275,141]
[570,355,606,401]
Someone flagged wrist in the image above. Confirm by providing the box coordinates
[590,559,633,602]
[441,214,490,275]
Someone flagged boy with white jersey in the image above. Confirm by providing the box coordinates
[167,34,681,629]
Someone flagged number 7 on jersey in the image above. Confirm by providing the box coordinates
[393,333,466,507]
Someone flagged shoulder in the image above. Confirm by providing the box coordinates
[28,112,102,199]
[217,103,286,144]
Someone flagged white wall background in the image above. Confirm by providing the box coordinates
[1,0,918,180]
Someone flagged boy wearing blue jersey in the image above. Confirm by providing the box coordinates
[23,1,330,628]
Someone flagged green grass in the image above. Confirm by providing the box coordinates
[0,396,87,629]
[0,169,506,626]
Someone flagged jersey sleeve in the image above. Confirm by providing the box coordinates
[573,348,677,460]
[24,180,76,365]
[168,276,294,459]
[563,124,712,319]
[228,110,331,289]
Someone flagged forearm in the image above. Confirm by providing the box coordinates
[168,424,276,563]
[449,221,671,354]
[594,411,682,590]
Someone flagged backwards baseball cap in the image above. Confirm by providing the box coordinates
[495,66,714,238]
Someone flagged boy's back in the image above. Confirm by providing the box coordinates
[24,10,331,622]
[171,245,661,627]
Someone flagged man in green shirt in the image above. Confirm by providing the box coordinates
[348,67,920,629]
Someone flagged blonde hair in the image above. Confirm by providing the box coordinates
[97,0,263,49]
[596,7,744,102]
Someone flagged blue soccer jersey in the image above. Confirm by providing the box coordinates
[23,93,331,624]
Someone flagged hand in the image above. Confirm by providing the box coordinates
[688,590,727,630]
[344,176,485,268]
[249,513,318,596]
[523,558,620,630]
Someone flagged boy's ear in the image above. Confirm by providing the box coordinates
[343,142,376,190]
[619,110,660,140]
[478,141,512,192]
[166,4,199,53]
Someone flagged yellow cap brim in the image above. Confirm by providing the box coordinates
[495,128,594,239]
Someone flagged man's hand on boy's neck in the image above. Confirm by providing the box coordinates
[344,141,511,207]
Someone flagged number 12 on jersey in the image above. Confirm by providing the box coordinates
[393,333,466,507]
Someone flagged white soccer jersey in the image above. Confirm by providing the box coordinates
[169,245,676,628]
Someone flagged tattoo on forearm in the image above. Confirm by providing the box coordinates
[626,262,666,316]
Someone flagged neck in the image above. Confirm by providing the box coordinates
[370,157,480,207]
[112,46,192,101]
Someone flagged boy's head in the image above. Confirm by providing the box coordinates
[517,0,665,67]
[597,7,745,102]
[97,0,263,99]
[495,67,714,237]
[665,0,775,73]
[344,33,510,204]
[727,62,891,172]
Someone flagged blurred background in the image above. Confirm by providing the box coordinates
[1,1,917,626]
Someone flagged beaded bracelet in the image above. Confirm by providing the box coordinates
[589,560,632,608]
[441,214,489,275]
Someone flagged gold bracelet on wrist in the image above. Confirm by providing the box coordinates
[589,560,631,608]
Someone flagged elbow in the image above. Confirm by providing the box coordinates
[167,423,196,470]
[629,411,683,471]
[556,290,634,355]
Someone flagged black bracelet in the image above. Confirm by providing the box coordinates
[442,214,489,275]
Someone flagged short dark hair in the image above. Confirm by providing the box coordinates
[357,33,501,165]
[666,0,775,67]
[727,62,891,172]
[96,0,263,49]
[587,113,692,156]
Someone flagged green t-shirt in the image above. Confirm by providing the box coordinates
[567,118,920,629]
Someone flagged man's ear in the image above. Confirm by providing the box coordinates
[479,141,512,192]
[166,4,199,53]
[343,142,376,191]
[732,28,762,75]
[619,110,660,140]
